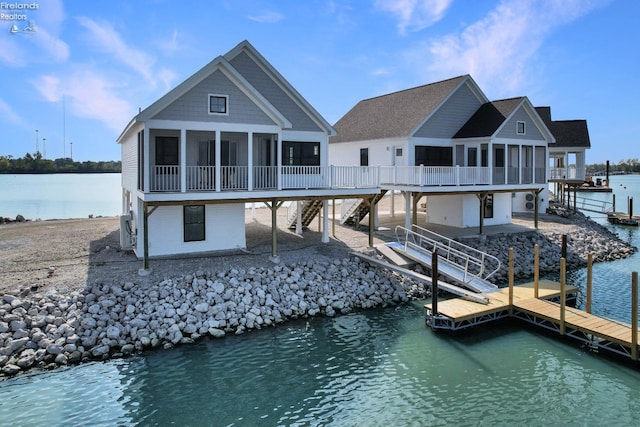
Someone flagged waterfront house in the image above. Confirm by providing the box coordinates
[117,40,380,266]
[329,75,554,231]
[535,106,591,204]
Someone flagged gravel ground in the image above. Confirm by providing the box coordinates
[0,197,630,297]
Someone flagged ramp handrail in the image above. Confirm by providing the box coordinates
[575,196,614,214]
[395,224,501,284]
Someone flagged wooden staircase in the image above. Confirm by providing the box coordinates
[340,190,387,225]
[287,200,324,229]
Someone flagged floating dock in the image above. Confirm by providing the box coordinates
[426,278,640,361]
[607,212,639,226]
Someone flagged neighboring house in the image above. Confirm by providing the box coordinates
[329,75,554,230]
[118,40,379,266]
[535,106,591,199]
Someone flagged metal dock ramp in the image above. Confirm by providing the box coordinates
[390,225,500,294]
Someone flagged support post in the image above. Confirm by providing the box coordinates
[432,249,439,316]
[573,186,577,213]
[586,253,593,314]
[332,199,336,238]
[143,202,149,271]
[404,192,411,230]
[412,193,419,226]
[477,192,487,235]
[560,257,566,335]
[508,248,514,313]
[322,200,329,243]
[613,194,616,212]
[368,196,375,247]
[296,201,302,235]
[534,244,539,298]
[271,199,278,257]
[630,197,634,220]
[534,190,542,229]
[561,234,567,259]
[391,190,395,218]
[632,271,638,361]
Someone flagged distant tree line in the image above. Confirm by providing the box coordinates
[586,158,640,175]
[0,152,121,173]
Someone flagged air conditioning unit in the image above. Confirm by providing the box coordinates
[525,202,534,210]
[120,213,134,250]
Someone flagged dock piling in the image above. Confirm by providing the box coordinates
[586,253,593,314]
[508,248,514,313]
[632,272,638,361]
[560,258,566,335]
[534,244,539,298]
[432,249,439,317]
[561,234,567,260]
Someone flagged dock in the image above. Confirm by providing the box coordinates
[426,274,640,361]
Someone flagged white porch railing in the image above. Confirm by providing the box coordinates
[151,165,380,192]
[380,166,490,186]
[151,166,180,192]
[550,166,585,181]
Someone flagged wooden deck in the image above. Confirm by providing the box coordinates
[425,280,640,360]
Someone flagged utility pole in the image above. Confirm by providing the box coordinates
[43,138,46,159]
[70,142,73,160]
[35,129,39,153]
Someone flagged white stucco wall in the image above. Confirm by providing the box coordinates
[137,203,246,257]
[425,193,513,228]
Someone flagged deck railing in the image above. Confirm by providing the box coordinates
[550,166,585,181]
[151,165,380,192]
[380,166,490,186]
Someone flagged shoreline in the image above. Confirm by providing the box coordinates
[0,201,636,378]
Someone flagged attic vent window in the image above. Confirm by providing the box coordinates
[209,94,228,115]
[516,121,526,135]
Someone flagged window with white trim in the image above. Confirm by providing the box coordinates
[516,121,526,135]
[209,94,228,115]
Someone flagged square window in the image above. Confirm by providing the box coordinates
[516,121,526,135]
[396,148,403,157]
[184,205,205,242]
[209,95,228,115]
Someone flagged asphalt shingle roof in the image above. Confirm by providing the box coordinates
[453,97,524,138]
[331,75,467,143]
[535,107,591,148]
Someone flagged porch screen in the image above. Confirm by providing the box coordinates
[282,141,320,166]
[415,146,452,166]
[156,136,178,165]
[184,205,205,242]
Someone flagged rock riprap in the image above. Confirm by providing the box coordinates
[0,258,409,377]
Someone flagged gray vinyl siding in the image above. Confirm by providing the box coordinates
[413,83,482,138]
[151,70,276,126]
[229,52,322,132]
[497,106,545,140]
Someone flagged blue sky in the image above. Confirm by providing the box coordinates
[0,0,636,164]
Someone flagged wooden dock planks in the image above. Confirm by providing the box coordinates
[426,279,639,356]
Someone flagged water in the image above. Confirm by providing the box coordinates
[1,175,640,426]
[0,173,121,220]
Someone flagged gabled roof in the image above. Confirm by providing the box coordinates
[454,97,524,138]
[331,75,484,143]
[118,40,334,143]
[535,107,591,148]
[454,97,555,143]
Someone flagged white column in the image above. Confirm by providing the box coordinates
[143,127,150,193]
[180,128,187,192]
[404,191,411,229]
[277,131,282,190]
[215,130,221,192]
[296,201,302,235]
[322,200,329,243]
[247,131,253,191]
[391,190,395,217]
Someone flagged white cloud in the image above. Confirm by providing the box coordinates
[76,17,174,90]
[406,0,607,96]
[0,98,27,127]
[375,0,453,34]
[32,70,133,132]
[248,11,285,23]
